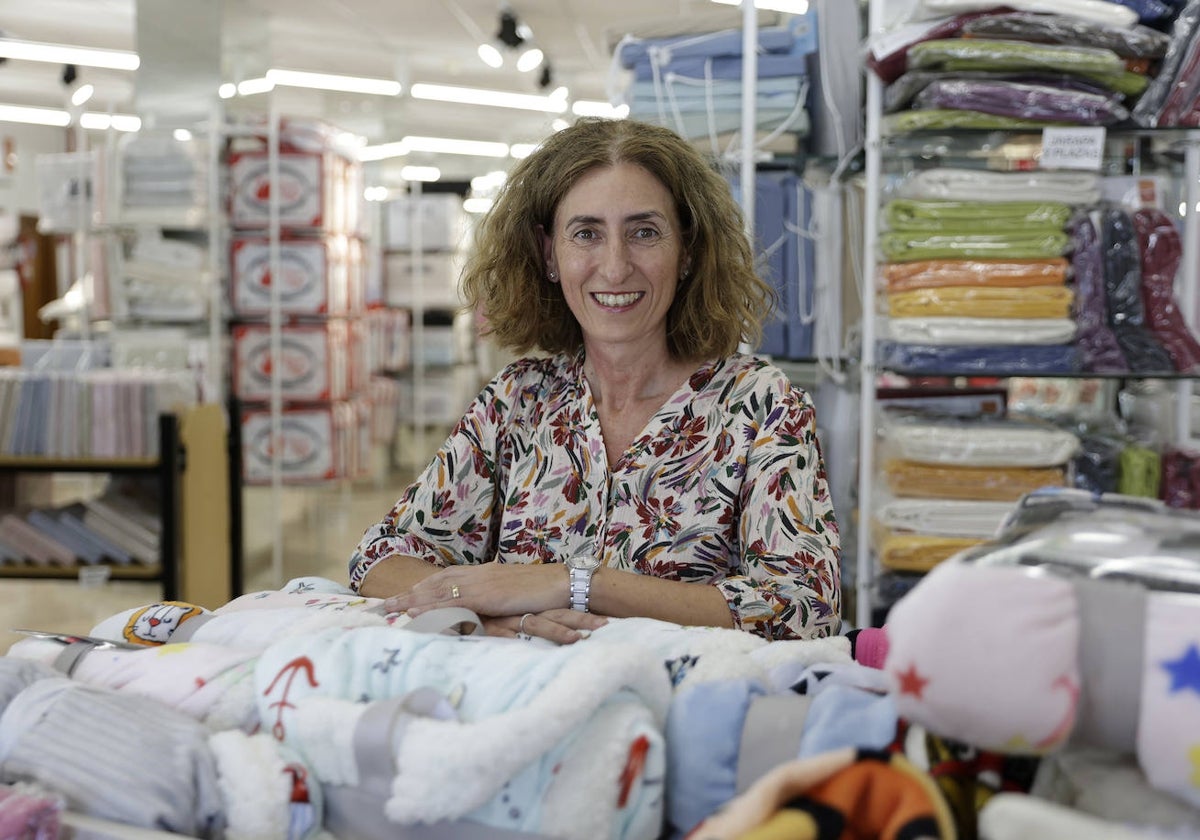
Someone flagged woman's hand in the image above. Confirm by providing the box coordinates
[485,608,607,645]
[382,561,569,618]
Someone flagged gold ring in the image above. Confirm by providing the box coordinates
[451,585,460,599]
[517,612,534,639]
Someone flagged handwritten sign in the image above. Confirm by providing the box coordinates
[1040,127,1106,171]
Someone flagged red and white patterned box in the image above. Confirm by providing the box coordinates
[232,321,352,403]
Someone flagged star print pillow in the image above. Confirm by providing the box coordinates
[883,560,1082,755]
[1139,593,1200,809]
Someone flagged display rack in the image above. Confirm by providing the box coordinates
[855,0,1200,629]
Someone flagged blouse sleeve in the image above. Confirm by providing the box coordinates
[714,383,842,640]
[347,376,508,592]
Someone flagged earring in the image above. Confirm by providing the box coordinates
[548,271,557,281]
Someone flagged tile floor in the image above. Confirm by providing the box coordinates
[0,475,412,654]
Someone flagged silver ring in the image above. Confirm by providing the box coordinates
[517,612,534,640]
[451,585,461,600]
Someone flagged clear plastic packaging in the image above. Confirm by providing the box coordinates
[884,198,1073,232]
[885,316,1077,346]
[878,341,1082,375]
[881,257,1069,293]
[899,167,1101,205]
[879,229,1071,261]
[886,285,1074,319]
[913,79,1130,125]
[960,12,1171,58]
[883,458,1068,501]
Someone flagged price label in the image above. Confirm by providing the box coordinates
[1039,127,1106,171]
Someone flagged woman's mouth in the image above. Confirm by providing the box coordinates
[592,292,643,308]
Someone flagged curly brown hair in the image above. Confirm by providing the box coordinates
[460,117,775,360]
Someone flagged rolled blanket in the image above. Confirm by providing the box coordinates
[878,532,986,572]
[881,257,1069,293]
[887,285,1074,319]
[1071,214,1129,374]
[900,167,1101,204]
[875,498,1017,538]
[1133,207,1200,372]
[883,459,1067,501]
[884,419,1081,467]
[910,0,1140,27]
[885,316,1077,346]
[960,12,1171,58]
[0,677,226,837]
[913,79,1130,125]
[884,199,1073,232]
[1101,208,1176,373]
[883,108,1056,134]
[878,341,1081,375]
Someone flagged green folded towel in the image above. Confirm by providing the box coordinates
[884,199,1073,233]
[879,230,1072,262]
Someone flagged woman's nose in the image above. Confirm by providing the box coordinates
[597,238,633,281]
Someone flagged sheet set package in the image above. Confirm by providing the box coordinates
[230,235,365,319]
[728,172,816,359]
[612,13,815,146]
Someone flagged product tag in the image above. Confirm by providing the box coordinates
[1039,127,1106,172]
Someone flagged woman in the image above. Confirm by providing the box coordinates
[350,117,840,642]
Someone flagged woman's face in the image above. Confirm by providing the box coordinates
[542,162,686,356]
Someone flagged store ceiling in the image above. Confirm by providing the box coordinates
[0,0,779,186]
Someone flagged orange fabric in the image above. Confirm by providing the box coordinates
[883,459,1067,502]
[878,532,985,573]
[802,754,957,840]
[881,258,1068,293]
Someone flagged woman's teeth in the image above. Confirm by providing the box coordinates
[593,292,641,307]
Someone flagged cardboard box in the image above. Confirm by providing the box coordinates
[232,321,351,402]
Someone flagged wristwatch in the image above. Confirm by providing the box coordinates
[565,555,602,612]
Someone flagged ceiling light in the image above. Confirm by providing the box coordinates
[80,112,140,131]
[0,104,70,127]
[400,165,441,182]
[358,141,409,162]
[236,77,275,96]
[571,100,629,118]
[516,47,543,73]
[463,197,494,214]
[174,129,193,142]
[477,43,503,69]
[409,82,567,113]
[0,39,139,71]
[509,143,539,159]
[402,135,509,157]
[266,68,401,96]
[218,83,237,99]
[70,83,95,107]
[710,0,809,12]
[363,186,391,202]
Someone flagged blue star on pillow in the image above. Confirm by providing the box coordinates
[1162,644,1200,695]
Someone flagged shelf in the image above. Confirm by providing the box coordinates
[877,368,1200,381]
[0,456,161,473]
[0,563,160,582]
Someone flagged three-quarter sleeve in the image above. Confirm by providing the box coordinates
[715,384,842,640]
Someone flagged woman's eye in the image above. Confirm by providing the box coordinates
[632,227,660,240]
[571,228,596,242]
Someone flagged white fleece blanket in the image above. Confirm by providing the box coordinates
[899,167,1102,206]
[255,625,671,840]
[884,420,1081,467]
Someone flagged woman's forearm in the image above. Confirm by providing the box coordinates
[588,567,735,629]
[357,553,443,599]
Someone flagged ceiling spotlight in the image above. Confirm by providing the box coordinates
[537,63,553,90]
[496,10,524,49]
[70,82,94,107]
[61,63,77,86]
[478,42,503,68]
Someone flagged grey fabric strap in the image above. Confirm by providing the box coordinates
[166,612,218,643]
[323,688,554,839]
[404,606,485,636]
[734,692,813,795]
[1070,577,1144,753]
[52,641,99,676]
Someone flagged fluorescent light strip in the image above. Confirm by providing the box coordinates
[400,165,441,182]
[572,100,629,118]
[710,0,810,12]
[266,68,401,96]
[410,82,567,114]
[0,39,139,71]
[402,135,510,158]
[0,103,140,131]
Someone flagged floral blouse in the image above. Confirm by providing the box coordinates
[349,352,841,640]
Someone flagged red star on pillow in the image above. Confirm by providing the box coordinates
[895,663,930,700]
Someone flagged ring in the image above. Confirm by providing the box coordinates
[451,585,461,600]
[517,612,534,640]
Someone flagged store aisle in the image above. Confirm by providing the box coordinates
[0,477,412,654]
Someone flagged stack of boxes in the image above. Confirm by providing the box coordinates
[228,118,374,484]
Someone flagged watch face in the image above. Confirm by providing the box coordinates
[567,555,601,571]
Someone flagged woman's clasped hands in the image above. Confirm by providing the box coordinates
[383,561,607,645]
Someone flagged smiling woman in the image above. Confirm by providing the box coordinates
[348,117,842,643]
